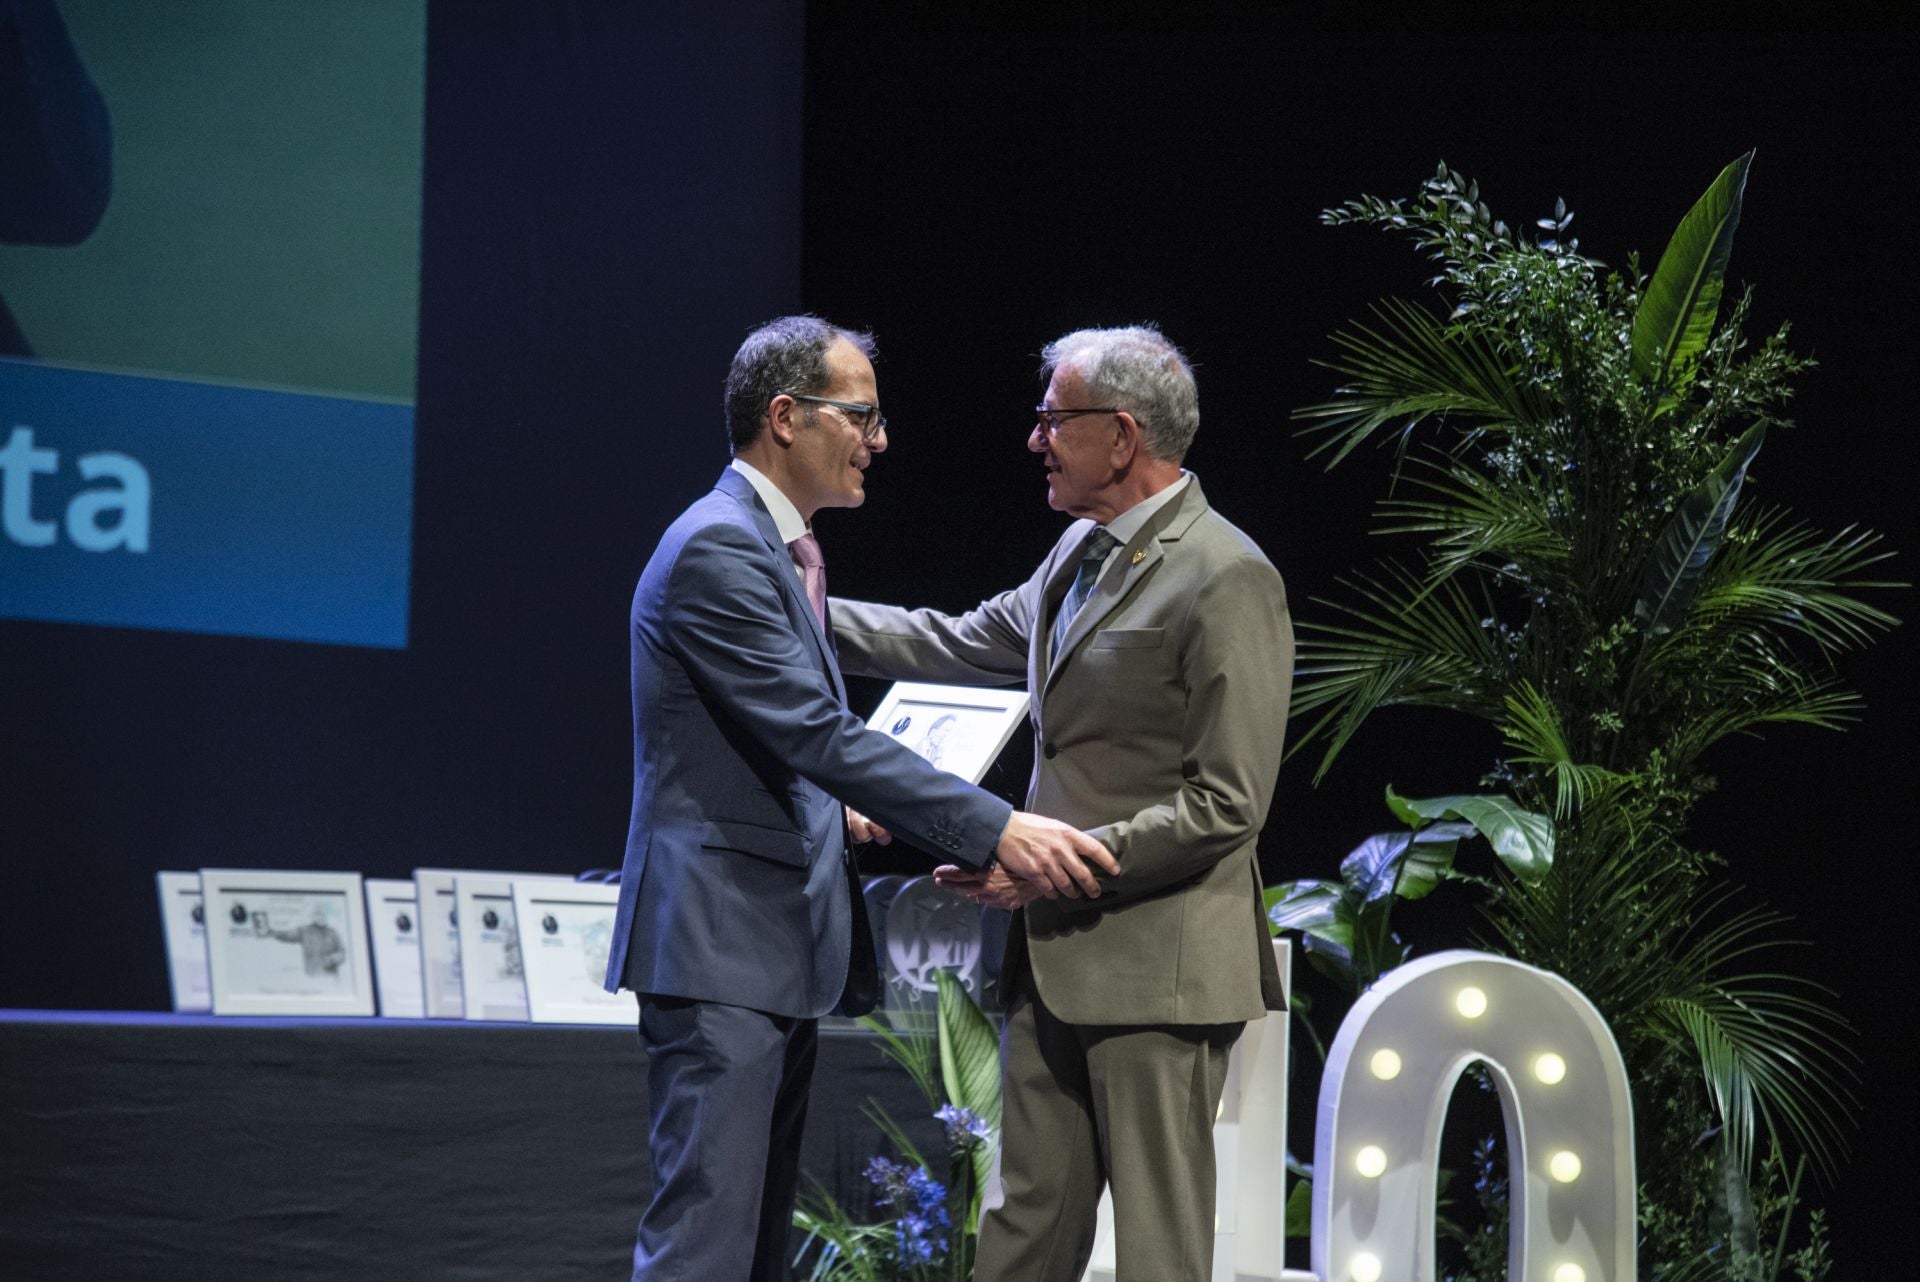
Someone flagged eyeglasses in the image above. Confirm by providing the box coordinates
[789,394,887,443]
[1034,406,1119,435]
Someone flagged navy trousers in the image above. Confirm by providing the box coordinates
[632,996,817,1281]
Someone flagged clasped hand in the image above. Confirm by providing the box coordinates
[847,807,1116,903]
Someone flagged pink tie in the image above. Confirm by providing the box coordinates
[790,532,827,627]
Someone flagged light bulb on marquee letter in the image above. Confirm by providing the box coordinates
[1533,1052,1568,1084]
[1549,1150,1583,1183]
[1454,986,1488,1018]
[1553,1264,1587,1282]
[1349,1252,1383,1282]
[1354,1145,1388,1178]
[1369,1048,1402,1080]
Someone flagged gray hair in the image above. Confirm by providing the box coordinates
[724,315,876,452]
[1040,324,1199,464]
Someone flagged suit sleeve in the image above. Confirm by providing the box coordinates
[662,522,1012,866]
[1071,554,1293,906]
[830,591,1032,686]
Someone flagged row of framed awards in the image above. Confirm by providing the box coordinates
[155,683,1033,1026]
[156,869,637,1024]
[156,865,1011,1025]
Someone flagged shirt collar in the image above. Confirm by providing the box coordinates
[729,458,809,545]
[1102,471,1192,546]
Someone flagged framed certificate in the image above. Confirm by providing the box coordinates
[453,874,574,1022]
[412,866,494,1019]
[865,682,1030,784]
[512,880,639,1026]
[200,869,375,1017]
[363,878,426,1019]
[155,871,212,1013]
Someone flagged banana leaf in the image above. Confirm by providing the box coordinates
[1630,151,1752,413]
[1635,423,1765,638]
[1385,786,1553,883]
[936,968,1002,1221]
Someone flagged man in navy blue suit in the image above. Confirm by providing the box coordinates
[605,315,1118,1281]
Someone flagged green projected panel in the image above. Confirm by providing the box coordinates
[0,0,425,400]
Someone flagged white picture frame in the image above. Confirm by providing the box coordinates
[864,681,1030,785]
[363,878,427,1019]
[200,869,375,1017]
[155,871,211,1013]
[512,880,639,1026]
[453,874,574,1023]
[412,866,496,1019]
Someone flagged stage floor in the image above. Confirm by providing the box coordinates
[0,1010,940,1281]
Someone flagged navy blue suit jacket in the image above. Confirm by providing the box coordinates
[606,468,1012,1019]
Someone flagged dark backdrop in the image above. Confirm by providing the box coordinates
[1,3,1912,1269]
[798,11,1917,1270]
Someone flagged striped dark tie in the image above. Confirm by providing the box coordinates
[1051,528,1118,656]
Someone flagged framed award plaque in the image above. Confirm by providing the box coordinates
[363,878,426,1019]
[411,866,494,1019]
[200,869,375,1017]
[864,682,1030,784]
[155,871,212,1013]
[511,879,638,1026]
[453,874,574,1023]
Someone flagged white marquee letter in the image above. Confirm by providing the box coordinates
[1314,950,1635,1282]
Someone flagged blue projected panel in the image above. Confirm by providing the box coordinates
[0,360,412,648]
[0,0,424,649]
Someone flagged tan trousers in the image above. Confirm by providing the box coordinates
[974,980,1243,1282]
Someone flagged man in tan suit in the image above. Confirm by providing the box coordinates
[832,325,1292,1280]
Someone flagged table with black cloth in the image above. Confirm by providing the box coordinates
[0,1010,942,1281]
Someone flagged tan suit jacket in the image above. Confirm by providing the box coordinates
[832,478,1292,1026]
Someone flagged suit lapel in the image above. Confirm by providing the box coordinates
[715,469,846,702]
[1041,480,1210,699]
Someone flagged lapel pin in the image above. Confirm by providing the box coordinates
[1131,549,1146,565]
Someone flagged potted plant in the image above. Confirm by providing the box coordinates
[1282,154,1898,1277]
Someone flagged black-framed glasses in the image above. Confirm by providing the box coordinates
[789,394,887,443]
[1034,406,1119,435]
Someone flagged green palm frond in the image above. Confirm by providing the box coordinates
[1290,563,1507,779]
[1293,298,1549,467]
[1499,683,1629,818]
[1695,507,1903,655]
[1646,905,1857,1186]
[793,1186,889,1282]
[858,1010,939,1108]
[1480,827,1698,1022]
[1375,454,1573,588]
[1662,650,1864,763]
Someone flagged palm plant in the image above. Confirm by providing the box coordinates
[1289,155,1899,1274]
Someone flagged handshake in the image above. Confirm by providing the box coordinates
[848,808,1118,910]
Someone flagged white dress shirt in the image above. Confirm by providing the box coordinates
[730,458,810,587]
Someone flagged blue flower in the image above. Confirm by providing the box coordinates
[866,1155,913,1202]
[935,1103,993,1151]
[906,1166,950,1219]
[867,1157,951,1267]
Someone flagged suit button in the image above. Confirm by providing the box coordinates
[1042,742,1058,759]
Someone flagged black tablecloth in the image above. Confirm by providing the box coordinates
[0,1010,941,1281]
